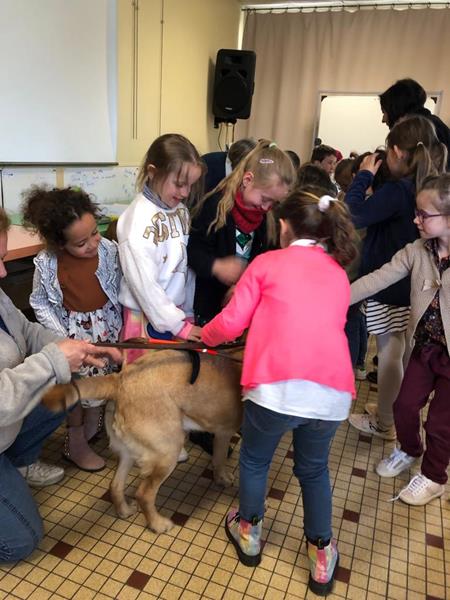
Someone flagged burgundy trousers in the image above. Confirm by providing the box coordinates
[393,344,450,485]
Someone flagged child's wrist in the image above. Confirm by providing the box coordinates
[176,321,193,340]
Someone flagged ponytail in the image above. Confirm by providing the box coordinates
[276,191,357,267]
[386,116,446,188]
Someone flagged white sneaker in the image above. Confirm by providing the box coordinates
[348,413,396,441]
[354,367,367,381]
[177,447,189,463]
[395,473,445,506]
[18,460,65,488]
[376,448,417,478]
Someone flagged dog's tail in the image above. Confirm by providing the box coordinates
[41,373,119,412]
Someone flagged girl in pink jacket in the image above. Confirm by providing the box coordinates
[201,190,357,596]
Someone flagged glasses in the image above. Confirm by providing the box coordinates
[414,209,445,221]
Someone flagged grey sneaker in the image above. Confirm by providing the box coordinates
[18,460,65,488]
[348,413,396,441]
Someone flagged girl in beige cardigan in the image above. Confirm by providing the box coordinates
[351,173,450,506]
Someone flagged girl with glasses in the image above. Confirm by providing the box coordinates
[350,173,450,505]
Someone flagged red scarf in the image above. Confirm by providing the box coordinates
[231,190,265,234]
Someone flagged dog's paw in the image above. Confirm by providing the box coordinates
[213,468,234,487]
[117,500,138,519]
[149,515,174,534]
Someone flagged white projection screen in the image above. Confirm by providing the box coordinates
[0,0,117,164]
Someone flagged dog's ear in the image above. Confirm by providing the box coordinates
[41,384,72,412]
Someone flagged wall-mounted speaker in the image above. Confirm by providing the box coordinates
[212,49,256,126]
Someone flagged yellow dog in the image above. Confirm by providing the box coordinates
[41,349,243,533]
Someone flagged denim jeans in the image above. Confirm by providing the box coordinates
[239,400,340,542]
[0,404,66,563]
[345,302,368,368]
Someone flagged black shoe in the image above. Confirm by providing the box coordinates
[367,370,378,384]
[188,431,234,457]
[189,431,214,455]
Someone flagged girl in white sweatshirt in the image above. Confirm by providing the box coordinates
[117,134,204,363]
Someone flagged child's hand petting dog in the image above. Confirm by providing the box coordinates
[186,325,202,342]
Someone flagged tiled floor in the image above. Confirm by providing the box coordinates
[0,363,449,599]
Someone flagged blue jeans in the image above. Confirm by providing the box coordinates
[0,404,66,563]
[345,302,368,368]
[239,400,340,542]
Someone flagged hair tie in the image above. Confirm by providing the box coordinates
[269,142,277,148]
[259,158,274,164]
[318,195,337,213]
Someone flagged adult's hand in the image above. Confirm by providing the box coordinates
[56,339,122,373]
[212,256,246,286]
[359,153,382,176]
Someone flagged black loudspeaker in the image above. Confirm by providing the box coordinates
[212,49,256,125]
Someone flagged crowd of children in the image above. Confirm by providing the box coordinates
[2,105,449,595]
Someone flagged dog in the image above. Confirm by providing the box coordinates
[41,349,243,533]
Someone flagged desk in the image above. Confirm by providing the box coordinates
[5,218,113,262]
[6,225,44,262]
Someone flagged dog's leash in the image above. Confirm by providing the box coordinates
[93,338,244,364]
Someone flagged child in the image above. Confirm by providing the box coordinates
[23,187,122,471]
[188,140,295,326]
[187,141,295,456]
[310,144,338,176]
[202,137,257,195]
[334,158,354,193]
[117,133,203,361]
[201,190,357,596]
[350,173,450,505]
[346,116,447,440]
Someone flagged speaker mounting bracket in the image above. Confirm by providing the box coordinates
[214,117,237,129]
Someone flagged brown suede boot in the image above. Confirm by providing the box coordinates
[63,404,105,471]
[83,405,105,442]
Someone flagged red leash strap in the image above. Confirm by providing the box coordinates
[93,338,244,362]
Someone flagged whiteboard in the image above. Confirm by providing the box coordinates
[0,0,116,163]
[1,168,57,214]
[316,94,438,157]
[64,167,139,204]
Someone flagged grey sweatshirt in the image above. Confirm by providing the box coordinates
[0,288,71,454]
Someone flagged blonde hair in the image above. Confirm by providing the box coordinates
[386,115,447,189]
[193,140,296,244]
[136,133,205,207]
[0,208,11,234]
[276,190,358,267]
